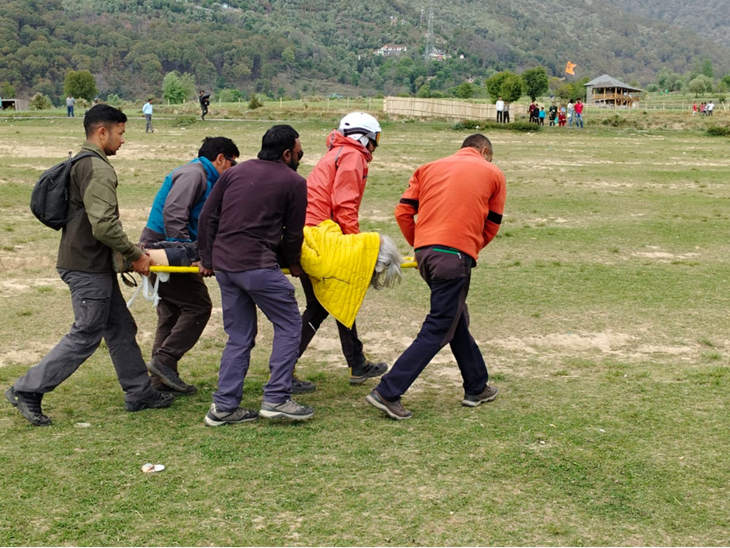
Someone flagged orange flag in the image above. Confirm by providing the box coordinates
[565,61,577,76]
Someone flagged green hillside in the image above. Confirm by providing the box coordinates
[611,0,730,48]
[1,0,729,101]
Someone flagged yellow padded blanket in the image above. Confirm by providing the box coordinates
[300,220,380,329]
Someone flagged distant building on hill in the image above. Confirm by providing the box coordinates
[428,49,450,62]
[375,44,408,57]
[584,74,643,107]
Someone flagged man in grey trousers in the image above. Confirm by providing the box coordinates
[197,124,313,426]
[5,104,174,426]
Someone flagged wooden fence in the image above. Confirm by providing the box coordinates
[384,97,526,121]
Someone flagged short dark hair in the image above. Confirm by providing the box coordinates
[198,137,240,162]
[84,104,127,137]
[461,133,492,153]
[258,125,299,161]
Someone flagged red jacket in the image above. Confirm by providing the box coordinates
[395,147,506,262]
[305,130,372,234]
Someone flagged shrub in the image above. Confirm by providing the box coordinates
[248,94,263,109]
[602,114,622,127]
[707,126,730,137]
[106,94,122,106]
[452,120,540,132]
[29,93,53,110]
[172,115,197,127]
[217,89,243,102]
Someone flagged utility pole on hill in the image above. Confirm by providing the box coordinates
[424,4,434,62]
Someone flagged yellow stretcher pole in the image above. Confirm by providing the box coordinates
[149,257,418,275]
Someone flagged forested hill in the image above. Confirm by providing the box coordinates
[2,0,730,101]
[611,0,730,48]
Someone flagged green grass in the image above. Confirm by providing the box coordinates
[1,115,730,545]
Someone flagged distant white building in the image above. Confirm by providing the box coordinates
[375,44,408,57]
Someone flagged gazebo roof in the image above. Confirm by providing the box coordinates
[584,74,643,92]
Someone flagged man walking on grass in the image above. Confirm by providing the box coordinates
[367,134,506,420]
[198,125,313,425]
[5,104,174,426]
[140,136,239,395]
[143,98,154,133]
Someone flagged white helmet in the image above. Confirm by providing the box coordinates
[339,112,382,148]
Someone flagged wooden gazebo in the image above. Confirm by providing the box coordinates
[584,75,642,107]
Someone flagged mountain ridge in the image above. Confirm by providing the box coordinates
[1,0,728,100]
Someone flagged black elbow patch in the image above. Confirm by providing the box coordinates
[400,198,419,212]
[487,211,503,225]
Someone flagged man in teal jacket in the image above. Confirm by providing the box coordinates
[139,137,239,394]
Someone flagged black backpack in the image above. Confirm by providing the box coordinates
[30,152,99,230]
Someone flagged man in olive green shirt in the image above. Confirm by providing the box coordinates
[5,104,174,426]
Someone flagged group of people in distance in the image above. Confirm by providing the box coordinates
[527,99,584,128]
[692,101,714,116]
[139,90,211,135]
[5,103,506,427]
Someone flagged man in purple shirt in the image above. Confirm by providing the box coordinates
[198,125,313,425]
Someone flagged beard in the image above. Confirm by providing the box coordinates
[288,157,299,172]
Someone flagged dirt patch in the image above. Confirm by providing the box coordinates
[0,346,53,368]
[490,331,634,354]
[0,277,65,293]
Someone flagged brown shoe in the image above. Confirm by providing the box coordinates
[462,385,498,407]
[147,357,196,394]
[365,389,412,420]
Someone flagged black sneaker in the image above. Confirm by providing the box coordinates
[291,375,316,394]
[125,391,175,412]
[146,358,192,393]
[349,360,388,385]
[462,385,499,407]
[204,404,258,426]
[365,389,412,420]
[5,386,18,408]
[14,390,52,426]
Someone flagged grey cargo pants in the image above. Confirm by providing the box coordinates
[13,269,158,403]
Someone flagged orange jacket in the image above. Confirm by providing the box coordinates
[395,147,506,262]
[305,130,372,235]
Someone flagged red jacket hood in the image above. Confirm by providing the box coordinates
[325,130,372,163]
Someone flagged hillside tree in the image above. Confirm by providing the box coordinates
[499,73,524,102]
[63,70,97,101]
[162,71,195,104]
[0,82,16,98]
[521,66,549,101]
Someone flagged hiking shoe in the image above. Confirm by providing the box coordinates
[152,380,198,396]
[260,399,314,420]
[14,390,52,426]
[365,389,412,420]
[5,386,18,408]
[204,404,258,427]
[125,391,175,412]
[462,385,499,407]
[349,359,388,384]
[291,375,316,394]
[146,358,191,393]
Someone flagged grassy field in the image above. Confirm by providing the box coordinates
[1,112,730,546]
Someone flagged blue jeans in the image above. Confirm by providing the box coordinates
[213,268,301,409]
[67,106,74,117]
[13,270,157,403]
[575,113,584,128]
[376,247,489,401]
